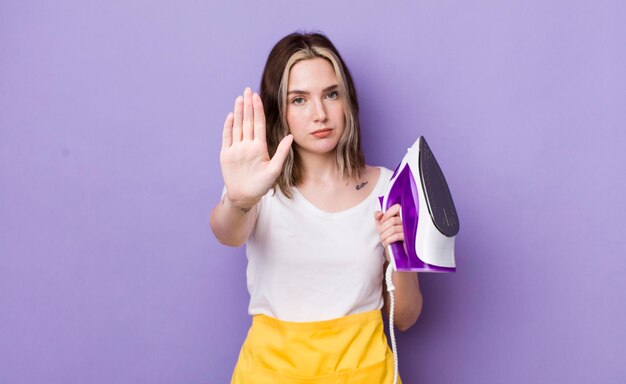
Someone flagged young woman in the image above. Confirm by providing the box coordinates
[211,32,422,383]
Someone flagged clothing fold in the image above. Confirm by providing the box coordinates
[231,310,401,384]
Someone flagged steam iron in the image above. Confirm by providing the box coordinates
[379,136,459,272]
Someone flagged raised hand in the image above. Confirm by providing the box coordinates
[220,87,293,209]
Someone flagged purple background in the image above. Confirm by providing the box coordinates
[1,1,625,383]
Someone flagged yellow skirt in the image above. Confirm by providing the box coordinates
[231,310,401,383]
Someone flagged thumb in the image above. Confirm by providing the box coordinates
[268,134,294,173]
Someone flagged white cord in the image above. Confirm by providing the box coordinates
[385,262,399,384]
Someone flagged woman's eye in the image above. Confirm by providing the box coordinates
[325,91,339,99]
[291,97,305,105]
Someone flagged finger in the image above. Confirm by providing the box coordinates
[382,227,405,246]
[374,212,383,231]
[242,87,253,141]
[382,204,402,221]
[379,216,402,233]
[384,233,405,247]
[379,224,402,244]
[253,92,266,142]
[381,221,403,239]
[268,134,294,174]
[221,112,234,151]
[232,95,243,143]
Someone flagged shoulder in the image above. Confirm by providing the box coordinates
[378,166,393,180]
[361,165,393,200]
[363,165,393,183]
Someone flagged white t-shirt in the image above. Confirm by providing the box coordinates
[245,167,393,322]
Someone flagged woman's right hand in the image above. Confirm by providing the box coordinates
[220,87,293,209]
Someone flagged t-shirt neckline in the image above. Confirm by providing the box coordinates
[291,166,386,218]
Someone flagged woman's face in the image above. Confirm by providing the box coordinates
[285,57,345,157]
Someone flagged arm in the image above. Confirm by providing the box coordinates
[375,205,423,331]
[210,87,293,247]
[382,259,423,331]
[210,194,259,247]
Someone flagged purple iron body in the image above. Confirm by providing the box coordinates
[379,136,459,272]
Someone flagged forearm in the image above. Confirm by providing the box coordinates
[389,270,422,330]
[210,195,258,247]
[375,207,424,331]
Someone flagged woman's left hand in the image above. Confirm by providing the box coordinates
[374,204,404,248]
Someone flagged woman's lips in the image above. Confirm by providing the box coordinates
[312,128,332,138]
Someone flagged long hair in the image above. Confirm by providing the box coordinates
[260,32,365,198]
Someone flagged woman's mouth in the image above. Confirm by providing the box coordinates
[312,128,332,138]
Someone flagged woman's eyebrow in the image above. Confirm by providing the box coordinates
[287,84,338,95]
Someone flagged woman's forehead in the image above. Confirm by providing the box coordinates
[288,58,337,92]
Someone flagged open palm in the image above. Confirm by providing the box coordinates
[220,88,293,208]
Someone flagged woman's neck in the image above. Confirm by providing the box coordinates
[297,150,344,186]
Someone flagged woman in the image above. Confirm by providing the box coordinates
[210,32,422,383]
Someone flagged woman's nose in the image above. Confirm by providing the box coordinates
[312,99,327,122]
